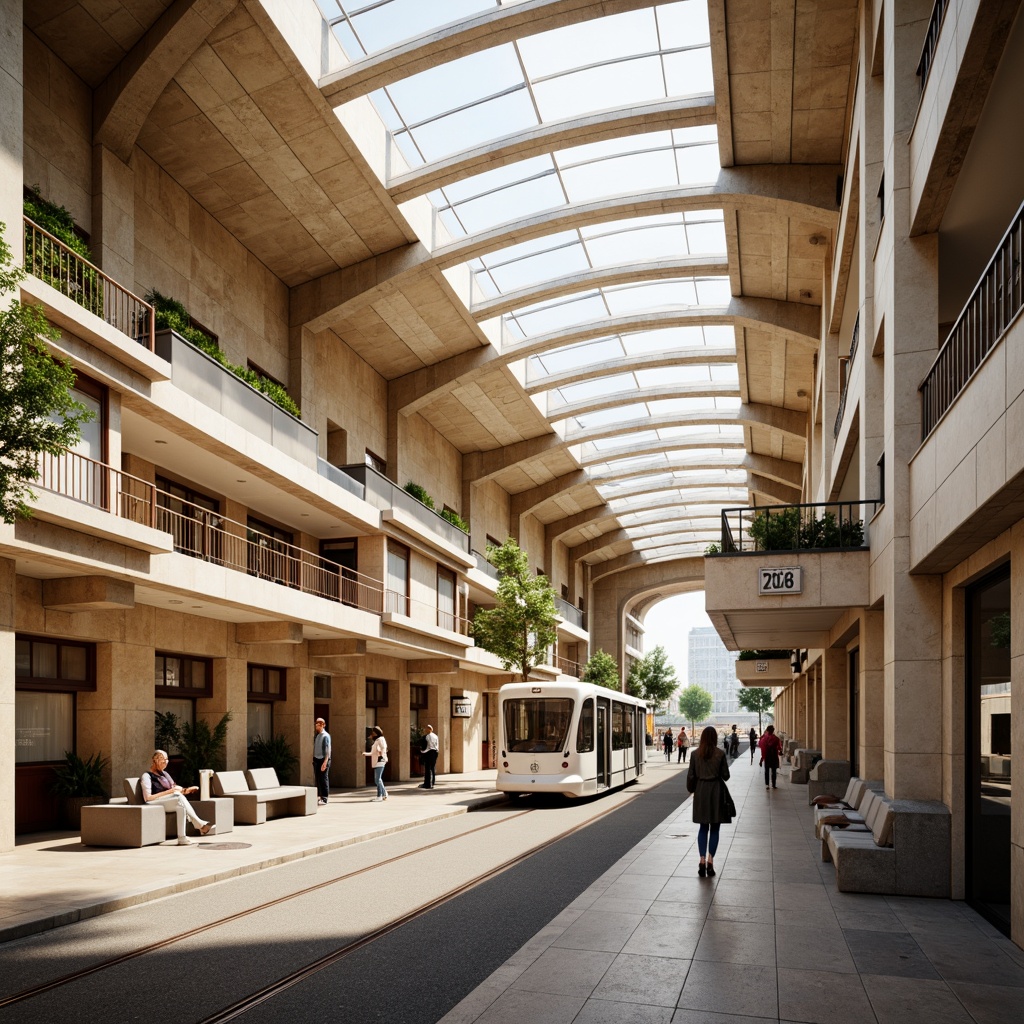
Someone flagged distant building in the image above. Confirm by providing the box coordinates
[688,627,739,717]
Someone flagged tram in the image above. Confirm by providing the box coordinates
[496,681,647,798]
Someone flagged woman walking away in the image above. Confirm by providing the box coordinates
[758,724,783,789]
[663,728,673,761]
[748,727,758,764]
[676,727,690,764]
[687,726,733,877]
[363,726,389,801]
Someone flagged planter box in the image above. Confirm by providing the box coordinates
[736,658,792,686]
[155,330,318,467]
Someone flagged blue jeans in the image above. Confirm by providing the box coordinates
[373,764,387,798]
[697,822,720,858]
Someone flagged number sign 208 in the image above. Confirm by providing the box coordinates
[758,566,802,595]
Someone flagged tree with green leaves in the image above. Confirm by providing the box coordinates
[581,649,620,690]
[0,224,91,523]
[626,645,678,708]
[737,687,775,731]
[677,684,713,734]
[473,539,559,682]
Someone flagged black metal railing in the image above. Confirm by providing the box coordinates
[920,200,1024,439]
[916,0,949,92]
[720,498,879,554]
[833,313,860,439]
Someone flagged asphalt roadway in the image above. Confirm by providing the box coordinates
[0,768,691,1024]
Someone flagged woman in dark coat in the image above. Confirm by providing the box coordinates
[686,726,732,877]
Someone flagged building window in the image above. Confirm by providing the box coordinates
[15,691,74,764]
[366,679,388,707]
[877,453,885,506]
[247,702,272,746]
[410,685,428,709]
[247,515,296,585]
[314,674,332,699]
[154,652,212,697]
[15,635,94,690]
[365,449,386,475]
[386,542,409,615]
[247,664,285,699]
[155,476,221,560]
[437,566,456,631]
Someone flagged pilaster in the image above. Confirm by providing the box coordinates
[0,557,15,852]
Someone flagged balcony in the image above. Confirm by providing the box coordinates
[833,314,860,440]
[735,654,792,687]
[554,596,586,632]
[383,589,472,640]
[915,0,949,93]
[339,464,472,556]
[155,329,319,468]
[706,500,878,650]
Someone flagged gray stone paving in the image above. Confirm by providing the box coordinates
[440,755,1024,1024]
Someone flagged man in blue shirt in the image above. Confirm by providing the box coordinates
[313,717,331,805]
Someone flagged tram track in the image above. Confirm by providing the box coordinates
[0,795,631,1017]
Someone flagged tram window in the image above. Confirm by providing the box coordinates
[503,697,572,752]
[613,703,630,749]
[576,699,594,753]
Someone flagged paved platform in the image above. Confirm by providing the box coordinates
[441,755,1024,1024]
[0,770,504,943]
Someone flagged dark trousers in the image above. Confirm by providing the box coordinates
[422,750,438,788]
[314,756,330,800]
[677,747,688,763]
[764,761,778,787]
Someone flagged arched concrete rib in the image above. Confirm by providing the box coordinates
[750,475,801,504]
[546,499,728,545]
[473,256,730,320]
[591,549,707,584]
[562,404,807,446]
[319,0,659,104]
[432,166,840,268]
[525,346,737,395]
[740,454,803,490]
[545,381,740,422]
[388,96,717,202]
[579,434,747,464]
[595,476,749,504]
[571,526,719,563]
[509,471,589,520]
[589,455,748,485]
[391,301,816,417]
[93,0,239,162]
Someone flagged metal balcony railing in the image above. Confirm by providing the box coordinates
[833,313,860,440]
[915,0,949,93]
[384,590,471,636]
[34,448,157,523]
[554,596,585,629]
[920,200,1024,439]
[471,550,501,581]
[552,654,581,678]
[720,498,879,554]
[23,217,155,351]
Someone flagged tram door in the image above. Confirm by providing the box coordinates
[596,697,610,788]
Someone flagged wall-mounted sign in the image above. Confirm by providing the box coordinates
[758,566,802,595]
[756,661,769,673]
[451,697,472,718]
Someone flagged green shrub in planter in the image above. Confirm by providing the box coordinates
[404,481,435,508]
[52,750,109,830]
[439,508,468,532]
[247,733,298,784]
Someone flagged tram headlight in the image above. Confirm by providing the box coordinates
[562,762,569,768]
[502,761,508,768]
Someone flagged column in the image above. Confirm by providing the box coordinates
[205,657,247,772]
[333,670,365,788]
[860,610,884,780]
[0,0,23,272]
[821,647,849,760]
[91,144,135,286]
[0,557,15,852]
[275,666,312,785]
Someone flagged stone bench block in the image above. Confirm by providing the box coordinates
[81,804,168,848]
[807,759,852,803]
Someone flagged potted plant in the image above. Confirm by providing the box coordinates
[51,750,109,829]
[177,712,231,787]
[247,733,298,784]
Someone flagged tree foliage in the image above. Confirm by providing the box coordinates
[0,224,91,523]
[581,649,620,690]
[627,645,678,706]
[472,539,559,682]
[737,686,775,730]
[677,684,713,733]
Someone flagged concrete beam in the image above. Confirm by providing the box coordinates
[463,434,569,484]
[546,381,739,422]
[93,0,238,162]
[510,471,589,519]
[319,0,657,103]
[388,96,717,201]
[407,658,460,675]
[235,621,303,645]
[41,577,135,612]
[308,639,368,658]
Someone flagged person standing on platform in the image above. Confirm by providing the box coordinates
[419,724,439,789]
[748,727,758,764]
[758,724,784,789]
[686,727,733,877]
[313,717,331,805]
[729,725,740,758]
[363,726,388,801]
[676,727,690,763]
[663,728,674,761]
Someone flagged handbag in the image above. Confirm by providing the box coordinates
[686,762,696,794]
[719,781,737,819]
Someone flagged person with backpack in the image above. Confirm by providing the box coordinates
[676,727,690,763]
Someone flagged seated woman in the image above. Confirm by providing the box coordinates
[142,750,215,845]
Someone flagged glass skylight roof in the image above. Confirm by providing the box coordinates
[469,212,726,299]
[430,127,719,238]
[341,3,712,167]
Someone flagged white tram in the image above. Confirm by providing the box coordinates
[496,681,647,798]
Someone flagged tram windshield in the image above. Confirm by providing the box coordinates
[503,697,573,753]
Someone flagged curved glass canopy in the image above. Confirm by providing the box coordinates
[322,0,757,565]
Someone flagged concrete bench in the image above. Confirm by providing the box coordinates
[813,778,884,839]
[790,748,821,784]
[823,789,951,897]
[212,768,317,824]
[81,803,170,847]
[807,759,852,803]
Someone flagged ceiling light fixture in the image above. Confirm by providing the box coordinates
[154,439,167,445]
[799,289,813,299]
[809,234,825,245]
[169,600,183,605]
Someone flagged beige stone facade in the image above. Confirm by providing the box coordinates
[2,0,1023,952]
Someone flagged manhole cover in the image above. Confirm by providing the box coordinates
[198,842,252,850]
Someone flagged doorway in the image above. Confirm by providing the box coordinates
[596,698,610,789]
[965,565,1011,935]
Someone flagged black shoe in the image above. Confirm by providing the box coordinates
[772,785,778,789]
[418,784,429,788]
[706,863,715,877]
[698,863,706,877]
